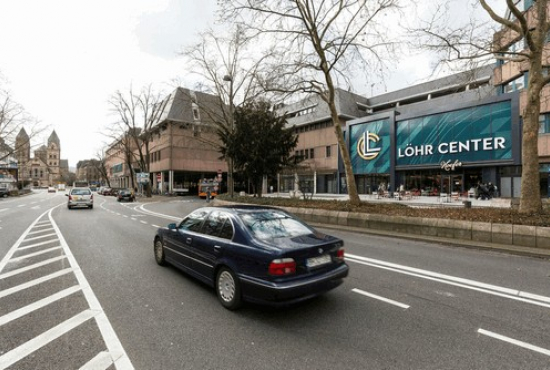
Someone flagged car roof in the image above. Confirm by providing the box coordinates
[203,205,284,215]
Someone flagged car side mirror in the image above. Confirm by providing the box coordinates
[65,194,68,196]
[168,223,177,230]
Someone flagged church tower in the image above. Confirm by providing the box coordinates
[47,130,61,182]
[15,128,30,179]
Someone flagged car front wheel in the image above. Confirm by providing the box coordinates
[154,238,167,266]
[216,267,242,310]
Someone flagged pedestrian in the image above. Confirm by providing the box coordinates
[206,188,211,203]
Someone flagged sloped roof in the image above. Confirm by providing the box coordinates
[48,130,60,145]
[16,128,29,140]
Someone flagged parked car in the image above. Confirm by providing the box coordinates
[0,187,9,198]
[153,206,348,310]
[98,187,112,195]
[47,186,56,193]
[66,187,93,209]
[117,188,135,202]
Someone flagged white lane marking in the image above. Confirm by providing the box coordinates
[137,203,180,221]
[0,268,74,299]
[17,204,25,208]
[152,225,161,229]
[478,329,550,357]
[140,221,147,224]
[21,233,58,242]
[0,256,66,280]
[8,246,63,263]
[346,254,550,309]
[130,218,137,221]
[48,208,134,369]
[32,223,52,229]
[28,227,55,235]
[0,310,99,369]
[0,208,8,213]
[0,286,81,327]
[18,240,60,251]
[352,288,410,309]
[80,351,113,370]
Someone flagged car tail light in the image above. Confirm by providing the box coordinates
[268,258,296,276]
[336,247,345,261]
[68,195,72,201]
[91,194,93,200]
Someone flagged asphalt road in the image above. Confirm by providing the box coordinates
[1,190,549,369]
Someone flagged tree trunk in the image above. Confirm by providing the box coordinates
[519,57,543,213]
[519,89,542,213]
[327,100,360,206]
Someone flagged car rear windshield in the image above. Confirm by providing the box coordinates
[71,189,91,195]
[239,211,313,240]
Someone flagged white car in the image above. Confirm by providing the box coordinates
[66,187,93,209]
[48,186,56,193]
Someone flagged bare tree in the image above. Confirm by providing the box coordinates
[0,81,44,161]
[107,85,162,196]
[219,0,402,206]
[411,1,550,214]
[94,150,111,187]
[181,26,271,197]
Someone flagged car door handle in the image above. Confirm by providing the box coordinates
[214,245,222,253]
[186,237,192,244]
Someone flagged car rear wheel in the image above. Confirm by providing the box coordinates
[216,267,242,310]
[154,239,167,266]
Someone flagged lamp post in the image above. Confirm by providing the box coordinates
[223,74,235,198]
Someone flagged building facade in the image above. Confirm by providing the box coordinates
[15,129,69,187]
[104,87,227,194]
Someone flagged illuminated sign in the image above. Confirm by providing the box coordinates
[357,131,381,160]
[398,137,506,159]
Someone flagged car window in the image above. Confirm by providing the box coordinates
[178,210,208,232]
[71,189,91,195]
[239,211,313,240]
[202,211,234,240]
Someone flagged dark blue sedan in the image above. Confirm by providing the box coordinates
[153,206,349,309]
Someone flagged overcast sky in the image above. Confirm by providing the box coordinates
[0,0,503,169]
[0,0,216,168]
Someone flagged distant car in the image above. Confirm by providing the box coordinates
[48,186,56,193]
[117,188,135,202]
[98,187,111,195]
[66,187,93,209]
[153,206,348,309]
[0,187,9,198]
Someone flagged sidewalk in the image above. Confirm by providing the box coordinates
[265,192,511,208]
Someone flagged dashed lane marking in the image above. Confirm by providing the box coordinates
[478,329,550,357]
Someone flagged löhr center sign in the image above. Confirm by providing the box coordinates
[349,100,515,174]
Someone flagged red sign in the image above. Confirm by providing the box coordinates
[156,174,161,181]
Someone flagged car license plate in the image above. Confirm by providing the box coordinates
[306,254,331,268]
[74,196,80,200]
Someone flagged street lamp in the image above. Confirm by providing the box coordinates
[223,74,235,198]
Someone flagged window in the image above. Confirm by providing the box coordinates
[539,114,550,134]
[240,211,313,240]
[192,103,200,121]
[503,75,525,93]
[305,149,309,159]
[310,148,314,159]
[202,211,234,240]
[178,210,208,233]
[326,146,332,157]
